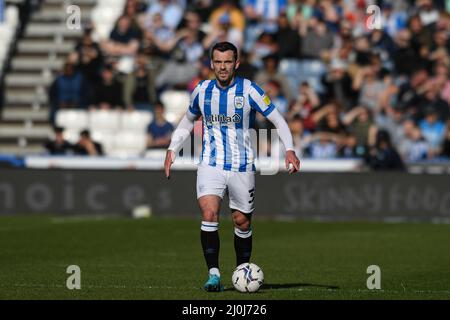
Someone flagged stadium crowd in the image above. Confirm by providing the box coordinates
[46,0,450,169]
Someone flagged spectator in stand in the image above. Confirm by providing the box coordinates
[408,14,433,52]
[376,104,408,149]
[338,132,366,158]
[418,0,440,27]
[243,0,287,52]
[394,67,429,120]
[315,0,342,33]
[93,64,125,110]
[170,27,204,65]
[417,80,449,121]
[365,130,405,171]
[299,16,333,61]
[306,132,339,159]
[155,28,204,90]
[342,106,378,155]
[264,80,288,115]
[146,12,203,58]
[392,29,427,76]
[254,54,293,102]
[209,0,245,33]
[430,62,450,107]
[48,61,91,125]
[380,2,408,39]
[123,0,147,32]
[187,0,213,23]
[74,27,103,83]
[288,114,311,158]
[352,60,388,113]
[203,12,243,51]
[141,11,176,60]
[399,120,431,162]
[73,130,104,156]
[235,50,257,81]
[145,0,183,31]
[180,10,206,46]
[312,102,347,136]
[274,12,301,59]
[368,29,396,65]
[287,81,320,131]
[147,102,174,149]
[102,15,140,58]
[351,35,373,70]
[188,57,214,92]
[397,118,416,159]
[419,107,446,153]
[44,127,73,155]
[123,50,157,111]
[428,25,449,67]
[322,59,356,111]
[247,32,278,69]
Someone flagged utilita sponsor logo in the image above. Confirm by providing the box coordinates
[205,114,241,126]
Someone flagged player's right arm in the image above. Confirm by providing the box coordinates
[164,84,202,179]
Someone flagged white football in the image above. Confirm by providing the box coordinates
[232,263,264,293]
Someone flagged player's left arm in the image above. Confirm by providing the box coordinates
[249,83,300,174]
[266,109,300,173]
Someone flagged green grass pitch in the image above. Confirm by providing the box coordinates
[0,215,449,299]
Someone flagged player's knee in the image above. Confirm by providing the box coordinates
[202,209,218,222]
[233,217,250,231]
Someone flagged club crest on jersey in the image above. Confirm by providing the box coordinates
[234,96,244,109]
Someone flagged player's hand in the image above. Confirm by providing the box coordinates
[285,150,300,174]
[164,150,175,179]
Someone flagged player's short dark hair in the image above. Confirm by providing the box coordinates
[210,42,238,62]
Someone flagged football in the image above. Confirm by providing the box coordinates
[232,263,264,293]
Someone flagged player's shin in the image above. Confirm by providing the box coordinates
[200,221,220,276]
[234,227,252,266]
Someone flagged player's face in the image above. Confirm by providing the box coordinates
[211,50,240,86]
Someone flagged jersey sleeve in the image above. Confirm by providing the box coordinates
[248,82,276,117]
[187,83,202,117]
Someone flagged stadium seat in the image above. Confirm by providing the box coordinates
[91,7,117,41]
[91,130,115,155]
[0,24,13,43]
[91,0,126,41]
[120,110,153,132]
[112,132,147,157]
[5,5,19,29]
[89,110,121,132]
[56,110,89,131]
[160,90,190,124]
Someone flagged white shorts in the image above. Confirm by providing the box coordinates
[196,164,255,214]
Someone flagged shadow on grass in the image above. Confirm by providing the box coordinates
[224,283,339,292]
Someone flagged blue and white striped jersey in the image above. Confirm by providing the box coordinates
[188,77,276,172]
